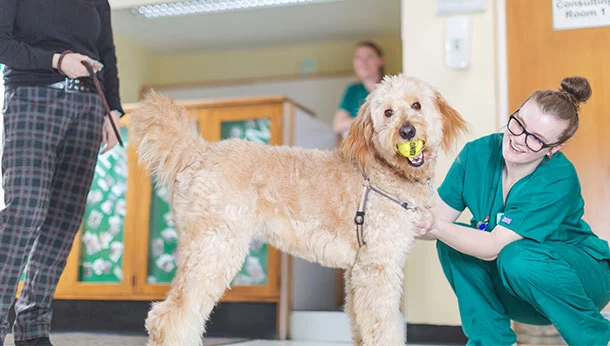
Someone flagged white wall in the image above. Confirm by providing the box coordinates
[401,0,500,325]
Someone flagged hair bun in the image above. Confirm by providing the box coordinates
[560,76,592,103]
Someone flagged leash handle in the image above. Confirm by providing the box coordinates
[81,60,124,148]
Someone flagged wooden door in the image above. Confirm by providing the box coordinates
[507,0,610,312]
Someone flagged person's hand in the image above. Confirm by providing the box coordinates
[414,208,436,239]
[332,110,354,135]
[52,53,93,79]
[100,110,121,154]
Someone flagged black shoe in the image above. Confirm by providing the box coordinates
[14,337,53,346]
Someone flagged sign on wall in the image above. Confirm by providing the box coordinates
[553,0,610,30]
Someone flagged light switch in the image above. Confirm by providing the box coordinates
[445,16,470,69]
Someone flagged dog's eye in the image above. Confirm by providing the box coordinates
[384,109,394,117]
[412,102,421,110]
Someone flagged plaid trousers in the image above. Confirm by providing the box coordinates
[0,86,104,342]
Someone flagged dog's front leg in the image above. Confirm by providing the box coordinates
[344,268,363,346]
[349,254,406,346]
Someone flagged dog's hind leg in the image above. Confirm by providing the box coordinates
[145,225,252,346]
[350,252,406,346]
[344,268,363,346]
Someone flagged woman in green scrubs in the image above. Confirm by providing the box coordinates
[332,41,385,136]
[416,76,610,346]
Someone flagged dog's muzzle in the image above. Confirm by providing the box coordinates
[399,123,416,140]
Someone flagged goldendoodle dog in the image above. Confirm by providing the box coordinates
[128,74,468,346]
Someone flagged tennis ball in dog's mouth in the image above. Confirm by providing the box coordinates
[397,140,425,158]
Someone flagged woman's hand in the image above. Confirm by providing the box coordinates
[414,208,437,239]
[332,109,354,135]
[52,53,93,79]
[100,110,121,154]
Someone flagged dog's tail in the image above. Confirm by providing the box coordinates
[128,91,203,187]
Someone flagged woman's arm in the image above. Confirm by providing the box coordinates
[432,221,523,261]
[0,0,55,70]
[96,0,123,115]
[0,1,91,77]
[416,196,523,261]
[333,109,354,135]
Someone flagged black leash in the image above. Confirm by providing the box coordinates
[81,60,124,148]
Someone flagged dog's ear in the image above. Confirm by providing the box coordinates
[435,91,469,152]
[341,102,375,168]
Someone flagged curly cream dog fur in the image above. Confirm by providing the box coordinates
[128,75,468,346]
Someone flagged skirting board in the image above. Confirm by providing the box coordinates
[16,300,278,339]
[406,324,466,345]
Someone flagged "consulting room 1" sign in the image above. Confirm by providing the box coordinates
[553,0,610,30]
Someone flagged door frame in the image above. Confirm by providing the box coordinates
[496,0,509,127]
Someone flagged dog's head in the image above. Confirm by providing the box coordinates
[341,75,468,180]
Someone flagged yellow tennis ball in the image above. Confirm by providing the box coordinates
[397,140,425,158]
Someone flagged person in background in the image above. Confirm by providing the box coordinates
[333,41,385,137]
[0,1,122,345]
[415,76,610,346]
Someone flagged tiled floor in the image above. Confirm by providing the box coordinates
[3,333,444,346]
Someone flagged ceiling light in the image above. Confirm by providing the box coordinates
[131,0,342,18]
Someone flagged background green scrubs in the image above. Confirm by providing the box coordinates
[436,133,610,346]
[338,82,368,118]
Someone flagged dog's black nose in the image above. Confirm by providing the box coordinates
[399,123,416,140]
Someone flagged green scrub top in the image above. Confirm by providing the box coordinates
[438,133,610,261]
[338,82,369,118]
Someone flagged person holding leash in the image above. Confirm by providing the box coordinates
[0,1,122,345]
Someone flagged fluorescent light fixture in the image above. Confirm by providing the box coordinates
[131,0,342,18]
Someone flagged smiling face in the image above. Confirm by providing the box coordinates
[341,75,468,181]
[502,100,568,165]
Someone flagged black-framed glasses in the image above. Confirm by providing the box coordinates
[506,111,562,152]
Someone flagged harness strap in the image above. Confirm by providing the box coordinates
[353,179,420,248]
[354,185,370,247]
